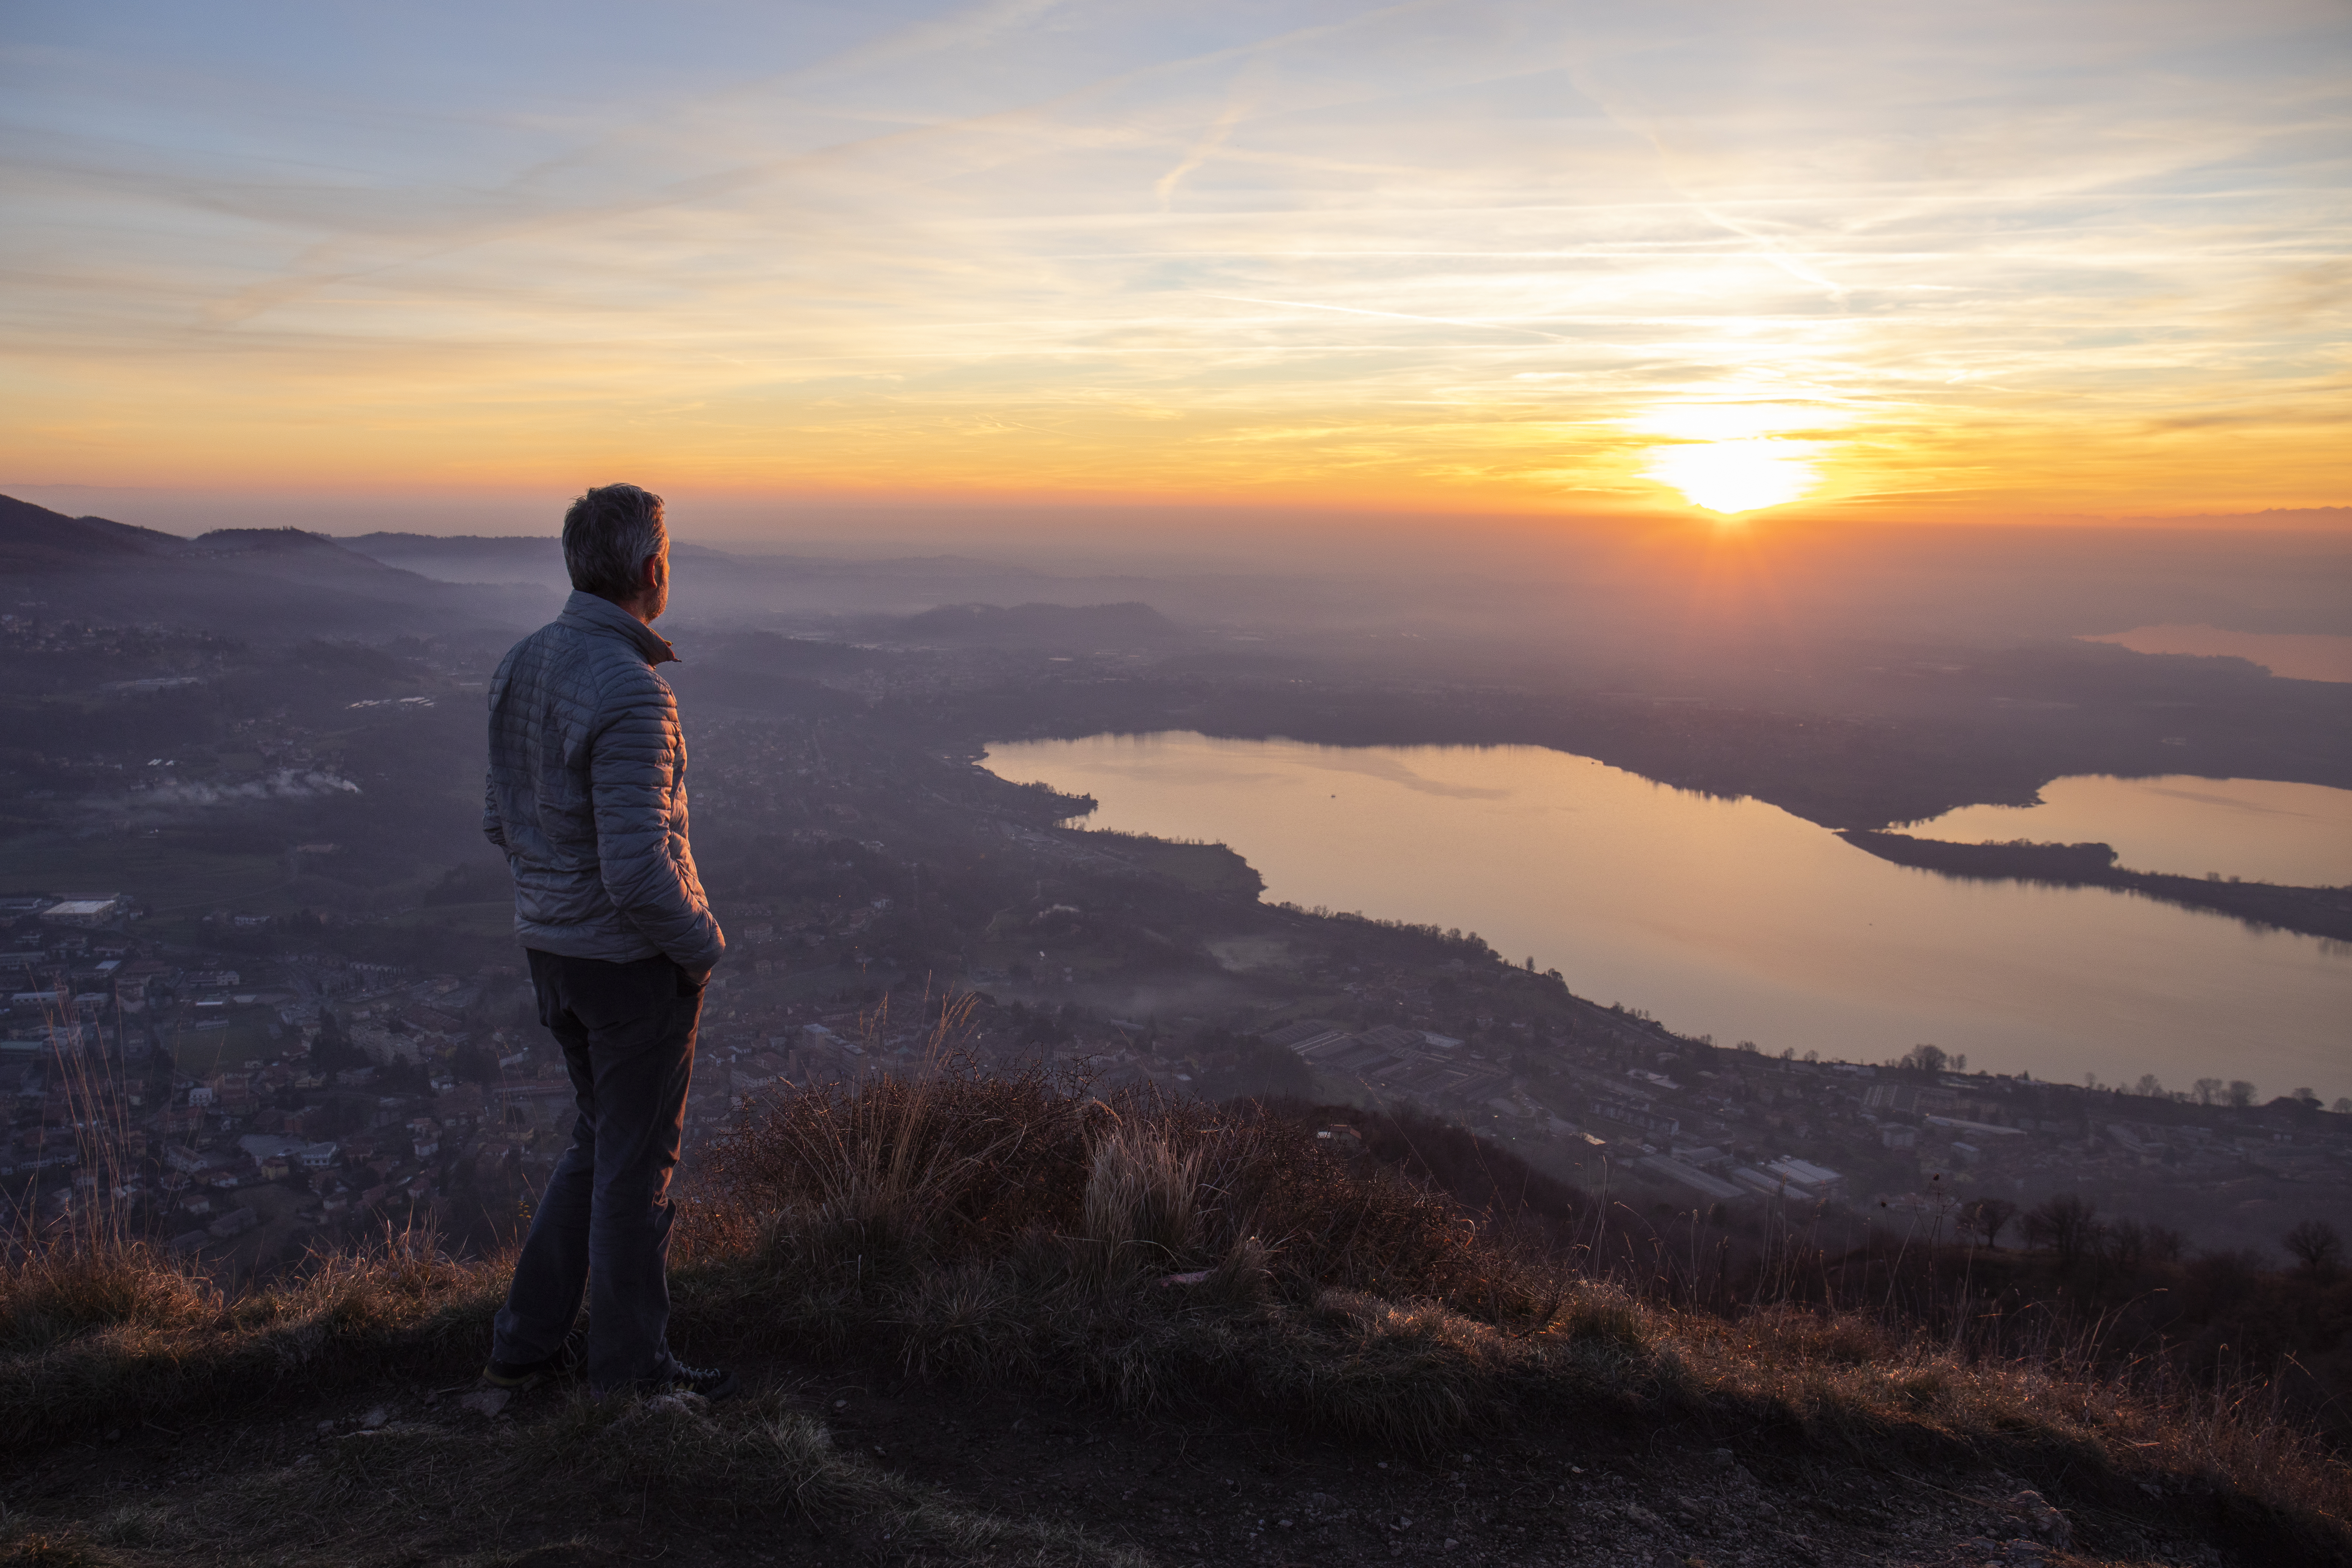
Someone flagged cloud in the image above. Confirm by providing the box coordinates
[1,0,2346,516]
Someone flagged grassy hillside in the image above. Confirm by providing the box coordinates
[3,1055,2346,1566]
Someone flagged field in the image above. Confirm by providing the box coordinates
[164,1011,282,1077]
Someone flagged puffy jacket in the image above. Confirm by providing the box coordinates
[482,591,725,974]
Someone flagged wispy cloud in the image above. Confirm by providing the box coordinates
[0,0,2345,518]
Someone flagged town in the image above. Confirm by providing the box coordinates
[8,834,2345,1280]
[3,569,2347,1278]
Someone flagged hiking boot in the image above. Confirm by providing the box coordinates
[481,1354,562,1391]
[660,1360,739,1402]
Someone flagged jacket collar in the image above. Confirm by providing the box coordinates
[557,589,679,666]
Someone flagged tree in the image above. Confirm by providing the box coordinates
[2333,1098,2352,1116]
[2023,1193,2101,1268]
[2227,1080,2258,1109]
[1901,1044,1949,1074]
[1959,1196,2018,1249]
[2193,1078,2224,1106]
[2133,1073,2164,1098]
[450,1041,500,1086]
[2283,1219,2344,1282]
[308,1009,370,1076]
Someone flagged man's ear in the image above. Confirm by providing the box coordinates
[642,553,664,588]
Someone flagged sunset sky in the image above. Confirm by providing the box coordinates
[3,0,2346,533]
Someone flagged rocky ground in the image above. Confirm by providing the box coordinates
[6,1346,2248,1568]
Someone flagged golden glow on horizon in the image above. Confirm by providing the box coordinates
[1,2,2345,526]
[1631,400,1828,515]
[1643,439,1821,515]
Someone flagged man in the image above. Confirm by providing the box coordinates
[478,482,732,1399]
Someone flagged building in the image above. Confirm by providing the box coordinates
[40,896,126,929]
[1591,1099,1680,1138]
[237,1133,304,1165]
[1636,1154,1747,1202]
[1764,1157,1847,1201]
[1265,1018,1350,1055]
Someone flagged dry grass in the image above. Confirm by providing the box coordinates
[3,1055,2346,1562]
[0,1222,500,1455]
[673,1054,1626,1448]
[0,1238,217,1354]
[687,1060,2351,1548]
[695,1054,1558,1319]
[1668,1304,2352,1551]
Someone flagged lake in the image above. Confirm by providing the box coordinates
[2079,624,2352,684]
[1911,775,2352,887]
[982,734,2352,1101]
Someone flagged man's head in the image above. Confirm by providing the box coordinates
[563,483,669,623]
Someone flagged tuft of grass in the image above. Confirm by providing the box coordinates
[0,1222,500,1456]
[0,1238,217,1354]
[701,1055,1556,1321]
[1674,1304,2352,1559]
[681,1060,1665,1451]
[1080,1114,1204,1280]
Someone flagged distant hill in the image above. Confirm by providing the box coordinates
[343,532,567,586]
[340,532,1211,624]
[196,527,371,555]
[184,527,467,595]
[8,503,1215,642]
[341,533,757,595]
[0,493,190,569]
[0,493,551,641]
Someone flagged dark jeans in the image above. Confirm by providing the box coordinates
[492,949,702,1391]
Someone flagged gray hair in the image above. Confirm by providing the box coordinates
[562,483,667,600]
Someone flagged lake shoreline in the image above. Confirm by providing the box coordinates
[1835,831,2352,943]
[985,732,2352,1095]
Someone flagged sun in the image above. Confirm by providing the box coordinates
[1643,438,1820,515]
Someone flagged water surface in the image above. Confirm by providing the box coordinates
[2078,624,2352,683]
[1912,775,2352,886]
[984,733,2352,1099]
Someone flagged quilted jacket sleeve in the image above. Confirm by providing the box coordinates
[481,768,507,850]
[587,662,726,974]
